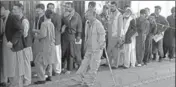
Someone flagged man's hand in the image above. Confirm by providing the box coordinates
[76,37,81,42]
[7,41,13,48]
[100,42,106,50]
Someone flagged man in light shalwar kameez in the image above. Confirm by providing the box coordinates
[33,9,56,84]
[107,1,123,69]
[122,7,137,69]
[4,3,25,87]
[18,3,33,86]
[68,9,106,87]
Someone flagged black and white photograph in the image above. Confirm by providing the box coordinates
[0,0,175,87]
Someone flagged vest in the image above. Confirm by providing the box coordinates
[20,16,32,48]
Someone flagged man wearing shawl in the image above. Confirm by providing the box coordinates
[122,7,137,68]
[61,2,82,73]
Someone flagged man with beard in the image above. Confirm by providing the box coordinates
[47,3,62,76]
[151,6,169,62]
[107,1,123,69]
[122,7,137,69]
[163,7,175,60]
[61,2,82,73]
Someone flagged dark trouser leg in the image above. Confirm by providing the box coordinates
[168,46,175,59]
[143,37,151,63]
[158,39,164,60]
[0,41,3,83]
[67,41,76,71]
[152,40,158,60]
[75,44,82,67]
[136,36,145,64]
[163,42,168,58]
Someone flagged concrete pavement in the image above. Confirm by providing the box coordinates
[29,58,175,87]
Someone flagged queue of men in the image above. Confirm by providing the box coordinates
[0,1,175,87]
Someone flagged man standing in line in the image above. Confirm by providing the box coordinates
[4,3,25,87]
[33,9,56,84]
[70,9,106,87]
[0,3,8,86]
[13,3,34,86]
[47,3,62,76]
[107,1,123,69]
[122,7,137,69]
[163,7,175,60]
[62,2,82,73]
[135,9,150,67]
[32,3,45,66]
[151,6,169,62]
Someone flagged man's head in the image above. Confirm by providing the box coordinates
[65,2,74,12]
[145,7,150,17]
[140,9,147,18]
[85,9,96,21]
[12,3,23,16]
[110,1,117,12]
[45,9,53,19]
[36,4,45,16]
[47,3,55,12]
[171,7,175,16]
[123,7,132,18]
[88,1,96,11]
[102,5,109,14]
[0,3,7,16]
[154,6,161,15]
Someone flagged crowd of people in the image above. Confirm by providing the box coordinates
[0,1,175,87]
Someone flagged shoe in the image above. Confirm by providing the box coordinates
[34,81,46,84]
[53,72,60,76]
[137,64,142,67]
[111,66,118,69]
[46,76,52,81]
[143,62,147,65]
[159,58,163,62]
[0,82,7,86]
[123,66,129,69]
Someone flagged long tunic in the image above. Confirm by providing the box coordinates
[3,14,24,77]
[34,20,56,65]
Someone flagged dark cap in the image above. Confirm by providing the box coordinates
[155,6,161,9]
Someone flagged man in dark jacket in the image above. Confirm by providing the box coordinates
[61,2,82,73]
[151,6,169,62]
[163,7,175,59]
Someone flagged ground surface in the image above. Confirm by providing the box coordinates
[29,58,175,87]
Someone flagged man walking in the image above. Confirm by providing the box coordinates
[70,9,106,87]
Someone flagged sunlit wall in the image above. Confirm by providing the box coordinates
[131,1,175,17]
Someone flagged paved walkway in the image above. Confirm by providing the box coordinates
[29,58,175,87]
